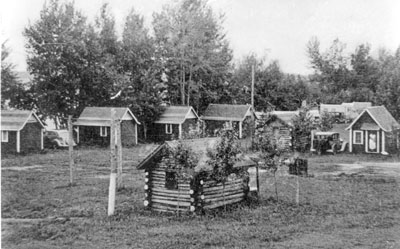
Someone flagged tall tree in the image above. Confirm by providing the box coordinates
[24,0,89,126]
[1,42,25,109]
[153,0,232,112]
[115,8,164,140]
[376,47,400,120]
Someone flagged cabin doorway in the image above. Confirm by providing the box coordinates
[366,131,379,153]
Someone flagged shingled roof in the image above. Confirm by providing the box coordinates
[154,106,199,124]
[73,107,140,127]
[202,104,254,122]
[1,110,44,131]
[136,137,256,172]
[346,106,400,132]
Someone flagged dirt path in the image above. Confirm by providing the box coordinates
[331,162,400,178]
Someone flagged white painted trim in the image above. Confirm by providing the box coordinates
[165,124,173,134]
[100,126,108,137]
[77,126,80,143]
[365,131,368,152]
[1,131,9,142]
[16,131,20,153]
[349,128,353,152]
[179,124,182,139]
[125,108,141,125]
[135,123,138,145]
[346,108,390,132]
[15,111,46,131]
[353,130,363,145]
[239,121,243,139]
[381,130,386,154]
[185,106,200,120]
[41,129,44,150]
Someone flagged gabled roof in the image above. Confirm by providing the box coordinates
[1,110,45,131]
[272,111,299,126]
[154,106,199,124]
[202,104,254,122]
[137,138,256,172]
[346,106,400,132]
[73,107,140,127]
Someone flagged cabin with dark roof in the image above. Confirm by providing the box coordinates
[202,104,255,139]
[73,107,140,147]
[346,106,400,155]
[1,110,45,153]
[150,106,200,141]
[137,138,256,213]
[255,111,296,150]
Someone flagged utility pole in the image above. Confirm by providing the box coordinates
[68,115,74,186]
[251,65,259,193]
[108,108,117,216]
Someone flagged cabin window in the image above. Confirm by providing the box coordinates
[165,171,178,189]
[354,131,363,144]
[100,126,107,137]
[224,121,232,129]
[165,124,173,134]
[1,131,8,142]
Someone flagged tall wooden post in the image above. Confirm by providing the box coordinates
[108,109,117,216]
[116,122,123,189]
[68,115,74,186]
[251,65,259,193]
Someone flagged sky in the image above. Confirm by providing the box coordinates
[1,0,400,75]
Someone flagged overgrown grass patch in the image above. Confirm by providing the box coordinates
[2,147,400,248]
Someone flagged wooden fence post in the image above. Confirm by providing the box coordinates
[68,115,74,186]
[108,109,117,216]
[117,122,123,189]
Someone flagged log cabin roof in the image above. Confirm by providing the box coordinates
[1,110,45,131]
[202,104,255,122]
[73,107,140,127]
[154,106,199,124]
[136,138,256,172]
[346,106,400,132]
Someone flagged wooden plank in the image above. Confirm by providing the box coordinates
[151,195,192,202]
[203,184,244,193]
[203,189,244,199]
[117,122,123,189]
[204,192,245,203]
[151,199,191,207]
[151,191,191,199]
[152,204,190,212]
[151,188,191,195]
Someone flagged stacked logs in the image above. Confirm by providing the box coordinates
[197,178,247,210]
[144,159,196,213]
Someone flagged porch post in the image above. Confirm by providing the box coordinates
[40,129,44,150]
[365,131,368,153]
[377,130,380,153]
[16,131,20,153]
[76,126,80,144]
[349,129,353,152]
[135,123,138,145]
[239,121,243,139]
[179,124,182,139]
[381,130,386,154]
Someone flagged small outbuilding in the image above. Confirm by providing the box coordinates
[1,110,45,153]
[73,107,140,147]
[346,106,400,155]
[150,106,200,141]
[202,104,255,138]
[137,138,256,213]
[256,112,295,150]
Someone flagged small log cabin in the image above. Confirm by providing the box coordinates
[1,110,45,153]
[150,106,200,141]
[346,106,400,155]
[136,138,257,213]
[256,111,295,150]
[73,107,140,147]
[202,104,256,139]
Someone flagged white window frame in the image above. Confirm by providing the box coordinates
[353,130,363,145]
[2,131,9,142]
[100,126,108,137]
[166,124,173,134]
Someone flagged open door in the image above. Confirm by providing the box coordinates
[367,131,378,153]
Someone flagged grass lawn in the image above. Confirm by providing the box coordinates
[2,146,400,248]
